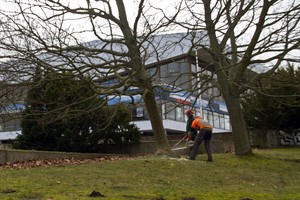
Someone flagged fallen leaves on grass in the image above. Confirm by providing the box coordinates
[0,155,147,169]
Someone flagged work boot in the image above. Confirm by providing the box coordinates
[186,156,196,160]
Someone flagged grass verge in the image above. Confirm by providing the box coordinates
[0,147,300,200]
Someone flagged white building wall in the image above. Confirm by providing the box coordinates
[133,119,229,134]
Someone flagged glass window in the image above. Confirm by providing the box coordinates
[213,113,220,128]
[176,107,184,122]
[168,75,177,85]
[220,114,225,129]
[168,62,180,73]
[207,111,213,125]
[191,63,197,73]
[212,87,218,97]
[180,62,188,73]
[208,83,213,96]
[168,109,176,120]
[136,107,144,118]
[160,64,168,78]
[191,64,197,87]
[136,103,149,120]
[102,79,118,87]
[161,103,166,119]
[165,103,176,120]
[225,115,231,130]
[213,73,217,79]
[148,67,158,79]
[180,74,189,90]
[202,109,207,120]
[205,70,212,76]
[195,107,200,117]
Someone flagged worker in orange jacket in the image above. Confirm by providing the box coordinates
[187,116,213,161]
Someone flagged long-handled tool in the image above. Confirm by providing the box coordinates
[168,135,195,158]
[171,135,187,149]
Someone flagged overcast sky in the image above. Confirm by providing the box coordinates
[0,0,299,65]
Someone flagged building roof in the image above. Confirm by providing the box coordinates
[84,31,209,67]
[0,131,21,141]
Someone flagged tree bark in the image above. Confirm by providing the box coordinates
[143,89,171,152]
[115,0,171,153]
[201,0,253,155]
[223,92,252,155]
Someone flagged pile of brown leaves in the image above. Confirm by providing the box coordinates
[0,155,147,169]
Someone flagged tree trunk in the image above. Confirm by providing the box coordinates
[224,93,252,155]
[143,90,171,153]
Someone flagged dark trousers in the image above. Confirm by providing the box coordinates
[189,128,213,161]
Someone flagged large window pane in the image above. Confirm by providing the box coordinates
[202,109,208,120]
[165,103,176,120]
[180,62,188,73]
[191,63,197,73]
[160,64,168,78]
[213,113,220,128]
[225,115,231,130]
[220,114,225,129]
[168,62,180,73]
[148,67,158,81]
[180,74,189,90]
[207,111,213,125]
[176,107,184,122]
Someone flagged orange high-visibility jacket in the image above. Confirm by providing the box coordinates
[191,116,213,130]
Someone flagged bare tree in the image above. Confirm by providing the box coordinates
[2,0,298,156]
[176,0,300,154]
[0,0,184,152]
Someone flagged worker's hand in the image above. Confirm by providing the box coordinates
[186,136,191,141]
[186,131,192,141]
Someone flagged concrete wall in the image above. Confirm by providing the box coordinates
[0,132,234,165]
[5,129,300,165]
[96,132,234,154]
[248,129,280,148]
[0,144,11,150]
[0,149,119,165]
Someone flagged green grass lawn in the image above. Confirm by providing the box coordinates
[0,147,300,200]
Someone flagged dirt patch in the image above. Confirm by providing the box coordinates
[1,188,16,194]
[89,190,105,197]
[284,159,300,163]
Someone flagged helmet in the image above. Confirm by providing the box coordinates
[185,109,194,116]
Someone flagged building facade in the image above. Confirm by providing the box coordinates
[0,32,231,143]
[104,55,231,137]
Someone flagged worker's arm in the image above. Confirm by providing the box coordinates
[186,120,199,141]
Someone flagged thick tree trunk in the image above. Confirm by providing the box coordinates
[143,90,171,153]
[116,0,170,153]
[224,94,252,155]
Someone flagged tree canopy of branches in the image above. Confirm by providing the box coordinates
[173,0,300,154]
[14,68,140,152]
[242,65,300,131]
[0,0,183,152]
